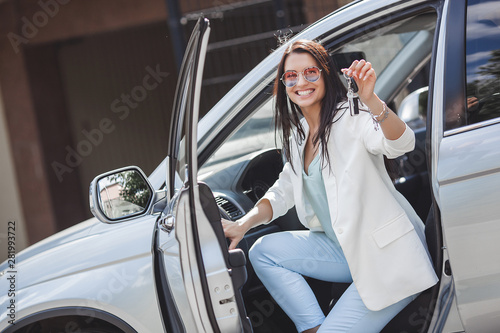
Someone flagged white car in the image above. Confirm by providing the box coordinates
[2,0,500,332]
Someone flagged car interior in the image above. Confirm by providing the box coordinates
[194,10,440,333]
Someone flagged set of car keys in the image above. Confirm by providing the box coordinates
[344,72,387,130]
[344,72,360,116]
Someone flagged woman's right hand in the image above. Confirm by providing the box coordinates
[222,199,273,250]
[221,218,248,250]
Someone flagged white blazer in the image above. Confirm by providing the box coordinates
[259,105,439,311]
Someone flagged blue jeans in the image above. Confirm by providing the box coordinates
[249,230,416,332]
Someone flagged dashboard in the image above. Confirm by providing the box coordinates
[201,149,284,220]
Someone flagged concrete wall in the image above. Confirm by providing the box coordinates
[0,0,170,247]
[303,0,351,23]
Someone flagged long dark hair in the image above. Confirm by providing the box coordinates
[274,40,347,171]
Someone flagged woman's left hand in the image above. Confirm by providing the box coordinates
[341,59,377,105]
[342,59,408,140]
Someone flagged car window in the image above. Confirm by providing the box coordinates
[459,0,500,130]
[393,67,430,131]
[335,30,416,81]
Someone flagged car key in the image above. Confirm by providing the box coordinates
[345,73,360,116]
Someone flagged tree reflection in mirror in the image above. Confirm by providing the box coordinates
[97,170,152,220]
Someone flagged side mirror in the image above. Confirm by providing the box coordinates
[89,166,154,223]
[397,86,429,131]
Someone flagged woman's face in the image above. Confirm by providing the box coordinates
[283,52,326,115]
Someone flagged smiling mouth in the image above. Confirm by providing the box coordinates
[296,89,314,96]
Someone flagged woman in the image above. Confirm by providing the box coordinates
[222,40,438,333]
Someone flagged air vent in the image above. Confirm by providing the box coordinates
[215,196,244,220]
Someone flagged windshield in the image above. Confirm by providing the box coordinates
[199,97,278,178]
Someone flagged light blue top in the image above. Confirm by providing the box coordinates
[302,153,340,244]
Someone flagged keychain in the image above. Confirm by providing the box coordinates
[344,72,360,116]
[344,71,388,130]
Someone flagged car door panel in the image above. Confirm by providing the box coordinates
[432,0,500,331]
[159,16,251,332]
[437,123,500,332]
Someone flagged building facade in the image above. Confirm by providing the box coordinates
[0,0,351,261]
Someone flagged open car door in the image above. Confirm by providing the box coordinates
[158,17,252,332]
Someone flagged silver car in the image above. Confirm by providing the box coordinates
[1,0,500,332]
